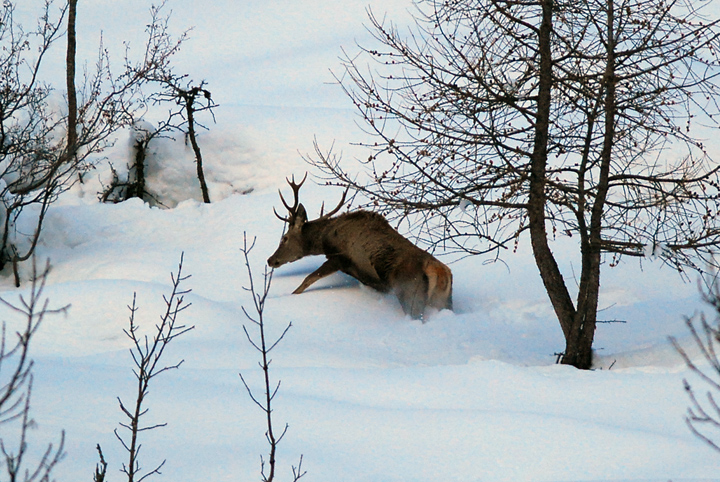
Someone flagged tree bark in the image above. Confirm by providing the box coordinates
[127,137,147,201]
[527,0,591,367]
[183,92,211,204]
[66,0,78,160]
[561,0,617,369]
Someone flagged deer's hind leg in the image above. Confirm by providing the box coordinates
[394,274,428,321]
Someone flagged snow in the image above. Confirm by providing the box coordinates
[2,1,720,481]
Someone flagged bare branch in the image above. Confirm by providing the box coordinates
[673,277,720,452]
[0,258,66,481]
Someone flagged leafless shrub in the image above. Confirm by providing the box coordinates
[0,259,69,481]
[99,124,166,205]
[239,234,305,482]
[672,280,720,452]
[112,253,194,482]
[0,0,185,285]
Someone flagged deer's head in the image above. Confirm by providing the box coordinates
[267,174,346,268]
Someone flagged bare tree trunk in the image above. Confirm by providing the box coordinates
[66,0,77,160]
[127,137,148,200]
[562,0,618,369]
[183,95,210,203]
[527,0,593,367]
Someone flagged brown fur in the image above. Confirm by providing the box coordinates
[269,208,453,320]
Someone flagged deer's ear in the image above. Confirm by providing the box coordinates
[292,204,307,227]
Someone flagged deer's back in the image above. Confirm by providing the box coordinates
[321,211,434,283]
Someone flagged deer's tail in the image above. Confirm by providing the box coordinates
[424,259,453,311]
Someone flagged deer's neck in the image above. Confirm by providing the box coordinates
[302,217,336,256]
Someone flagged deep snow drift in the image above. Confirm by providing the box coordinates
[1,1,719,481]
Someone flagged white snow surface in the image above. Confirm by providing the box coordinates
[3,1,720,481]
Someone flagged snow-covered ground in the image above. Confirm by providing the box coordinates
[2,1,720,481]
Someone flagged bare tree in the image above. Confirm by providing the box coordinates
[101,75,217,206]
[312,0,720,368]
[0,1,185,286]
[239,234,305,482]
[142,75,217,204]
[0,260,69,481]
[98,1,219,207]
[113,253,194,482]
[0,1,70,286]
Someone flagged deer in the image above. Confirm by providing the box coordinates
[267,174,453,320]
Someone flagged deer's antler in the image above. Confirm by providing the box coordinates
[318,185,349,220]
[274,173,308,222]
